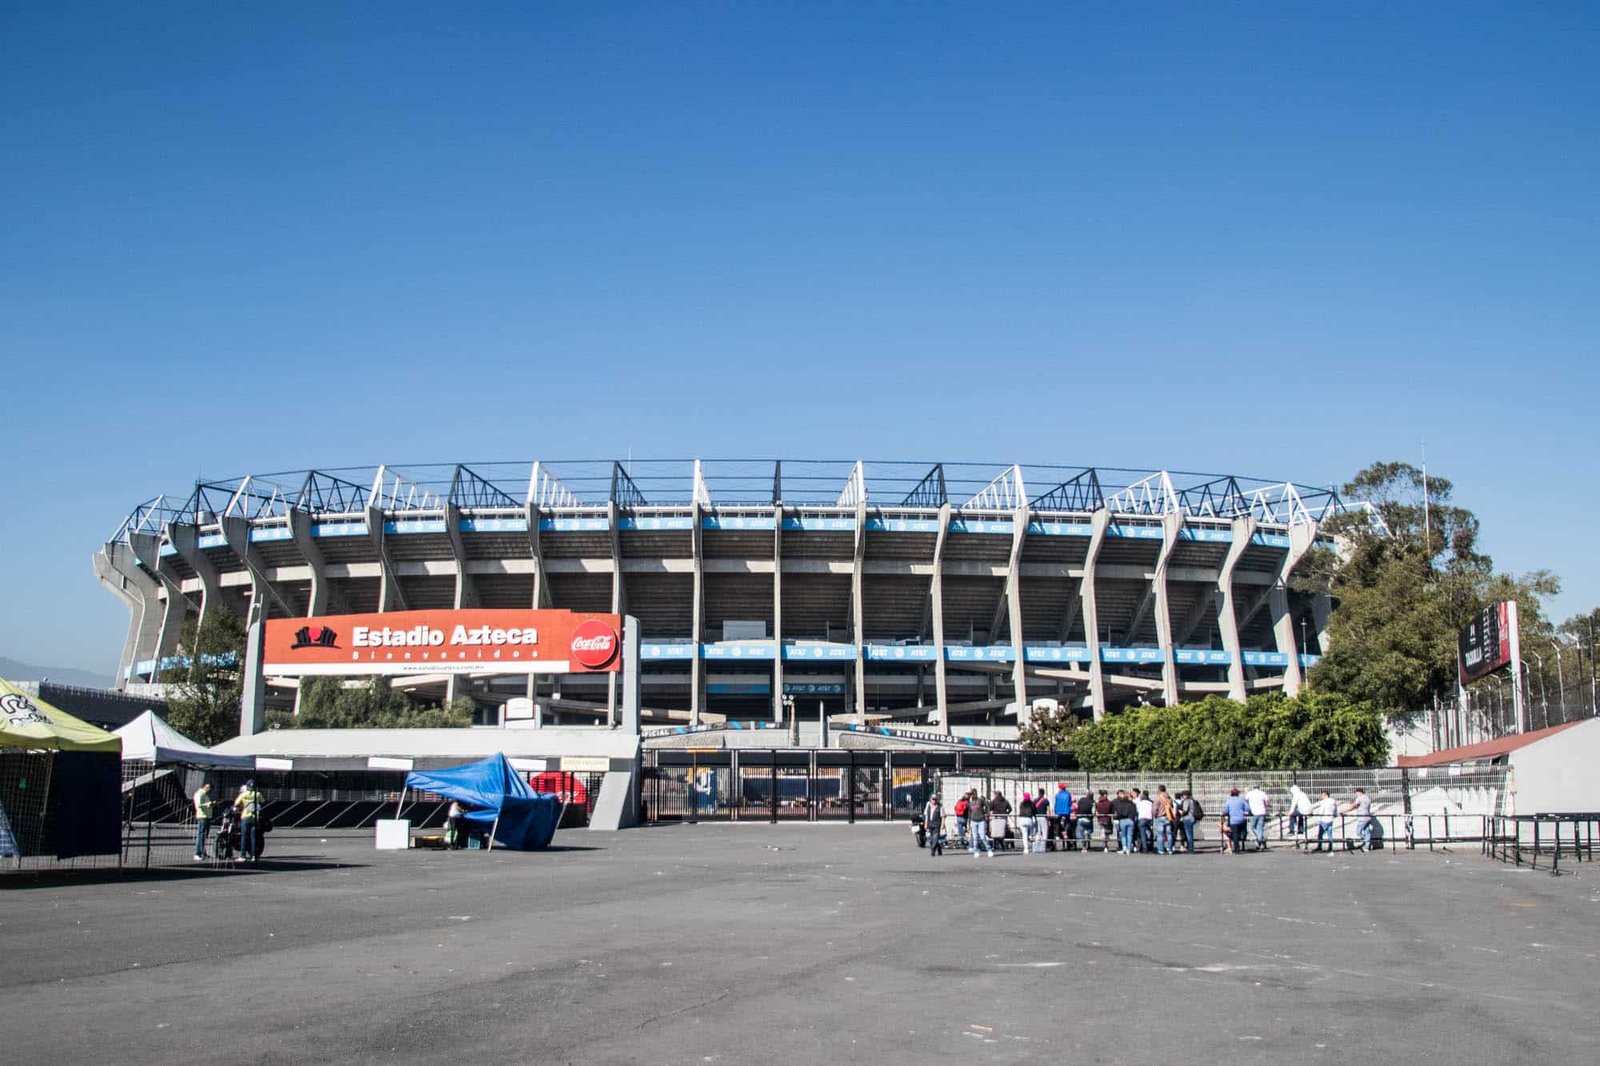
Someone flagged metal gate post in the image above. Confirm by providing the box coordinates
[770,757,778,824]
[847,752,856,825]
[882,751,892,821]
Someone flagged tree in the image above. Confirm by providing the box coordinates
[289,675,472,728]
[1306,460,1561,720]
[162,607,246,746]
[1054,691,1387,771]
[1017,702,1080,752]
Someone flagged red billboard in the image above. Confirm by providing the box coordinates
[263,609,622,677]
[1458,601,1516,684]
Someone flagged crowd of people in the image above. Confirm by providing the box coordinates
[920,781,1378,857]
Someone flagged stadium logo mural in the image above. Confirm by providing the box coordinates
[264,609,625,677]
[290,625,340,650]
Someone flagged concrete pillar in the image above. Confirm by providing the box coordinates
[1218,517,1256,702]
[930,503,952,733]
[166,521,223,628]
[851,497,867,715]
[689,500,705,726]
[607,501,623,727]
[1153,511,1183,707]
[524,501,549,704]
[771,503,784,724]
[365,505,406,612]
[1079,510,1111,720]
[445,503,478,610]
[1005,504,1029,723]
[288,510,334,615]
[95,543,162,690]
[1273,523,1318,695]
[222,515,294,620]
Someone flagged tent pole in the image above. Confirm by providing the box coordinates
[395,786,406,821]
[487,814,500,854]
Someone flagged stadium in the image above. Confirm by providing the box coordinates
[95,459,1354,734]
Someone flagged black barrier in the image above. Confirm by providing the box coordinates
[1484,814,1600,874]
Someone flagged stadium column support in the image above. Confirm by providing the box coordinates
[1218,516,1256,702]
[1153,512,1183,708]
[1273,523,1318,696]
[166,521,224,629]
[608,501,624,727]
[523,500,550,703]
[96,542,163,691]
[1005,504,1030,725]
[930,503,952,734]
[288,509,346,616]
[851,496,867,715]
[689,500,705,727]
[365,505,407,612]
[1079,510,1111,721]
[129,531,189,670]
[222,515,295,623]
[444,503,478,705]
[771,502,784,725]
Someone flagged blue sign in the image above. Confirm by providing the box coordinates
[948,519,1014,535]
[946,645,1015,662]
[704,643,776,660]
[619,516,695,531]
[540,517,611,532]
[865,644,938,662]
[1107,524,1164,540]
[1021,646,1094,664]
[311,521,367,538]
[461,517,528,533]
[197,534,227,549]
[248,527,294,543]
[783,644,857,661]
[384,519,447,535]
[640,643,696,661]
[864,517,942,534]
[1027,521,1094,537]
[781,517,855,532]
[703,515,776,531]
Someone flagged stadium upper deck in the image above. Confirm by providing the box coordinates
[95,460,1355,728]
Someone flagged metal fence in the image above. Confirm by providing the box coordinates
[1483,814,1600,873]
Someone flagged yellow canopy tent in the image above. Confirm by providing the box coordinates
[0,677,121,753]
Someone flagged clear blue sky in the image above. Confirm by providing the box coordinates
[2,2,1596,677]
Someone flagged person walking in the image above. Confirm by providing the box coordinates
[192,782,214,861]
[923,791,945,856]
[1111,789,1138,854]
[1313,790,1338,852]
[1342,788,1375,852]
[1223,787,1250,855]
[1245,782,1271,851]
[970,791,995,857]
[234,779,265,864]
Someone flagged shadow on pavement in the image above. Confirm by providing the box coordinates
[1,858,366,889]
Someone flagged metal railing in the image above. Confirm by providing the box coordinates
[1483,814,1600,873]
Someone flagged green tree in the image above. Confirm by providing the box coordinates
[1306,461,1561,719]
[292,675,472,728]
[1017,702,1080,752]
[162,607,246,746]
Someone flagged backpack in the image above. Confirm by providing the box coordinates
[954,798,969,817]
[1189,798,1205,821]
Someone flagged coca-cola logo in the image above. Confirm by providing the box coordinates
[570,619,619,669]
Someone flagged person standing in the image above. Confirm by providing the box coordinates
[1152,786,1176,855]
[953,791,970,846]
[1033,786,1049,853]
[1095,790,1115,853]
[1111,789,1138,854]
[1245,782,1271,851]
[445,799,464,849]
[192,782,214,861]
[923,791,945,856]
[1342,788,1375,852]
[1053,782,1074,850]
[1018,792,1037,854]
[1287,785,1313,847]
[234,779,265,864]
[1176,790,1199,854]
[1223,787,1250,855]
[1075,791,1096,853]
[1133,789,1155,853]
[1313,790,1338,852]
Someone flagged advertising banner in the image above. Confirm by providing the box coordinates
[1458,601,1515,685]
[264,609,623,677]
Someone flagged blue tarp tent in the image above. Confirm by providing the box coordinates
[403,753,562,850]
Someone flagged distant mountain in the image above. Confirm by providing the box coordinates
[0,656,116,690]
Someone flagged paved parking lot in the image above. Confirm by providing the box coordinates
[4,825,1598,1064]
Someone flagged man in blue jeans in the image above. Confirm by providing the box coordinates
[1223,787,1251,854]
[1052,782,1075,850]
[1111,790,1137,854]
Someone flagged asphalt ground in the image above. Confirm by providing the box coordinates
[3,824,1597,1065]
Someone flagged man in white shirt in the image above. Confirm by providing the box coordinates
[1313,790,1338,853]
[1134,789,1156,853]
[1244,784,1270,851]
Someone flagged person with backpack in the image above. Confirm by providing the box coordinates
[1179,791,1203,853]
[953,791,970,845]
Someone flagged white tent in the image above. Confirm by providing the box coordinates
[114,710,254,769]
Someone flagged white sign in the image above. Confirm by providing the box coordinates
[255,756,294,771]
[368,756,415,771]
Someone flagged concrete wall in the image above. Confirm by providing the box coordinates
[1507,718,1600,814]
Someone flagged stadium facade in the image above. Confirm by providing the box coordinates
[94,460,1354,731]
